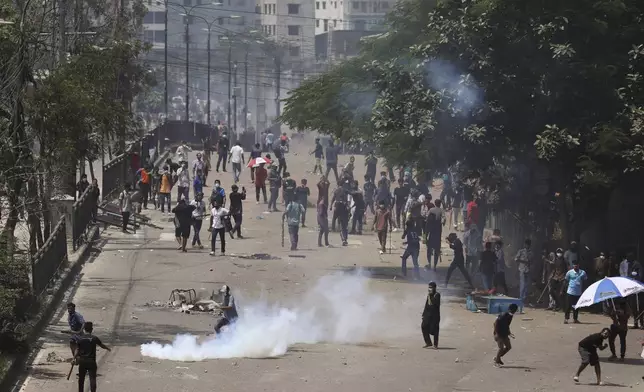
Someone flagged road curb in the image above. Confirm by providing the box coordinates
[0,225,101,392]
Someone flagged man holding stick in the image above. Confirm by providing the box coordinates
[69,322,111,392]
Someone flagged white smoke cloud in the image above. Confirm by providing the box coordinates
[140,270,421,361]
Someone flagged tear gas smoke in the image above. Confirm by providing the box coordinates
[423,59,482,114]
[140,270,420,361]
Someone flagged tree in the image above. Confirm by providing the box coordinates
[282,0,644,242]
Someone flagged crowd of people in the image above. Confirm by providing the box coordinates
[104,133,644,390]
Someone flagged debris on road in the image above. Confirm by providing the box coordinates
[46,352,65,363]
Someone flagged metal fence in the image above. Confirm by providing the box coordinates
[72,185,98,251]
[102,152,133,201]
[31,217,68,295]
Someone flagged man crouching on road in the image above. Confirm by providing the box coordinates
[67,302,85,335]
[214,284,238,334]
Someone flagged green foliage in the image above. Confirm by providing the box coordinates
[283,0,644,191]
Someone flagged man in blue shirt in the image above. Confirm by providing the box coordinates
[564,261,587,324]
[67,302,85,334]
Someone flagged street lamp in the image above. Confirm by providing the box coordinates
[163,1,224,122]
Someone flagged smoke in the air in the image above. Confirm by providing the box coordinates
[140,270,422,360]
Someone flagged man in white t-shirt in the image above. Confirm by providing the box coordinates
[209,200,229,256]
[176,161,191,202]
[228,142,245,184]
[175,140,192,164]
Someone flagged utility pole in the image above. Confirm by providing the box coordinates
[227,43,232,131]
[275,55,281,118]
[233,61,238,140]
[243,50,248,134]
[184,20,189,121]
[206,31,211,125]
[162,1,168,151]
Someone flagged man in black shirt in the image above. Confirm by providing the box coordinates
[493,303,518,366]
[76,174,89,199]
[393,178,409,229]
[228,184,246,238]
[444,233,474,288]
[574,328,610,385]
[282,172,297,206]
[171,198,196,252]
[295,179,310,227]
[70,322,110,392]
[422,282,441,349]
[350,180,365,235]
[311,138,324,175]
[216,132,230,172]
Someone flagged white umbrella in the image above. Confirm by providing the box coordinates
[574,277,644,309]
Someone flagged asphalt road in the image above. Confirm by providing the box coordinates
[13,135,644,392]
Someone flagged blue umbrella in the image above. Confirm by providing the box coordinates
[575,277,644,309]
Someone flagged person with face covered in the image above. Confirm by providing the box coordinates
[564,260,587,324]
[210,179,226,208]
[421,282,441,349]
[544,248,567,311]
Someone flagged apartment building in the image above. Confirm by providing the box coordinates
[257,0,315,60]
[314,0,390,35]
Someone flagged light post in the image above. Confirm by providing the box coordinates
[191,15,218,126]
[233,61,238,138]
[168,1,225,122]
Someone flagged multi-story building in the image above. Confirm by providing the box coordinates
[257,0,315,60]
[314,0,390,35]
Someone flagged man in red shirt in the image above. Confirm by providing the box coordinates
[254,163,268,203]
[466,196,479,228]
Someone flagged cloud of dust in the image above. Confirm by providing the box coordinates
[140,270,423,361]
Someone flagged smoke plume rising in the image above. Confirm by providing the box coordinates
[140,270,419,361]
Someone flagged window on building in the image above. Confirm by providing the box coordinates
[352,1,359,9]
[287,3,300,14]
[355,19,365,30]
[334,1,337,8]
[287,25,299,35]
[255,5,261,13]
[323,19,328,31]
[144,12,154,23]
[154,12,165,23]
[144,30,154,42]
[381,1,389,8]
[183,0,191,5]
[315,19,319,27]
[272,4,276,13]
[360,1,366,11]
[289,46,300,57]
[316,1,319,9]
[263,4,267,14]
[333,19,337,27]
[322,1,326,9]
[154,30,165,43]
[236,0,246,5]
